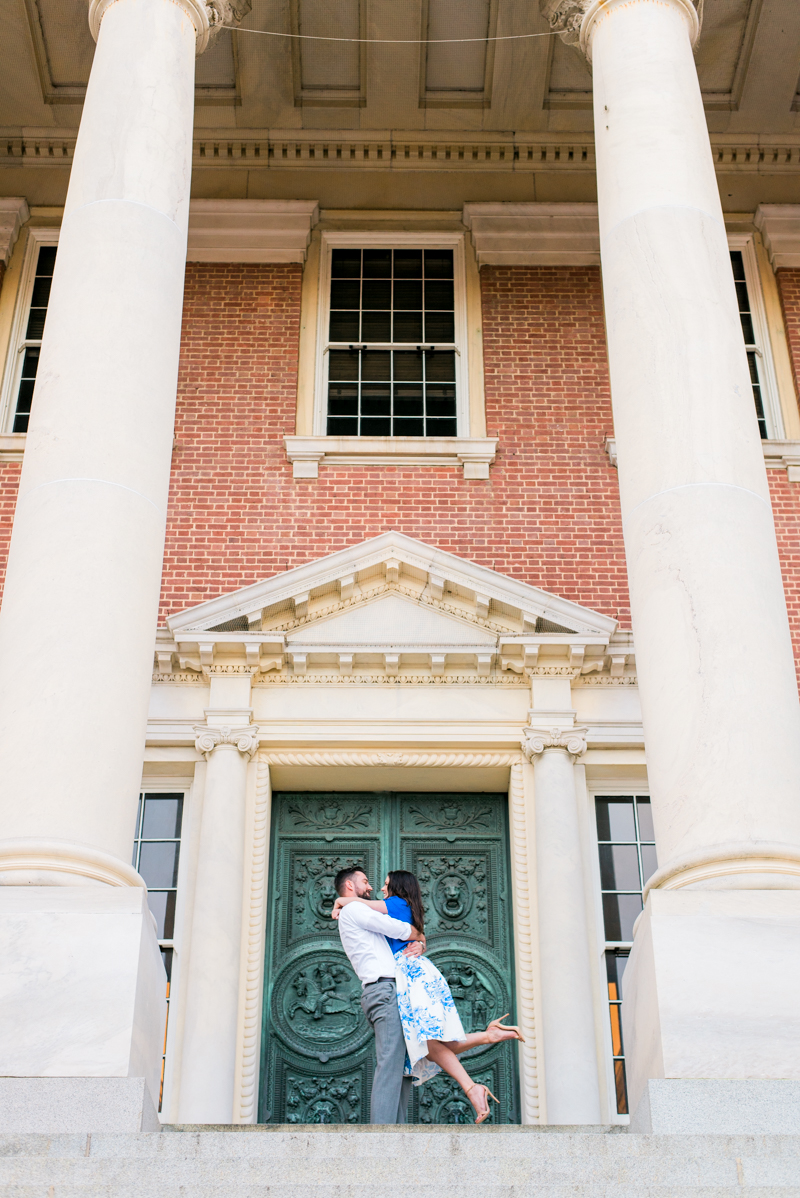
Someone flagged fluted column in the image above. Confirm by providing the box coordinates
[523,727,601,1124]
[177,724,259,1124]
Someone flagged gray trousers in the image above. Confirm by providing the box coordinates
[361,978,413,1124]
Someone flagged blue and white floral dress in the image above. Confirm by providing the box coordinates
[385,896,466,1085]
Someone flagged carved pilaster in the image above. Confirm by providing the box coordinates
[194,724,260,760]
[521,726,588,763]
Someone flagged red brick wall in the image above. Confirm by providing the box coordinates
[773,269,800,684]
[0,463,21,603]
[777,269,800,397]
[159,262,632,628]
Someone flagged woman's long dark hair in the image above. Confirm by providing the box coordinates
[387,870,425,934]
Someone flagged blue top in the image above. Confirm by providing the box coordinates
[384,895,412,954]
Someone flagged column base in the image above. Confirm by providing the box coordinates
[0,887,167,1110]
[0,1077,159,1133]
[631,1079,800,1134]
[622,890,800,1119]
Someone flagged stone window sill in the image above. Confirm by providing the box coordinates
[605,436,800,482]
[284,435,498,479]
[0,434,25,462]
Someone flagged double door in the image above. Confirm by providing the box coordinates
[259,791,519,1124]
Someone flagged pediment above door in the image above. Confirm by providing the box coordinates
[161,533,620,680]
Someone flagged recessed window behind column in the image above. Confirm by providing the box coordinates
[13,245,57,433]
[730,250,767,439]
[326,248,457,436]
[594,795,657,1115]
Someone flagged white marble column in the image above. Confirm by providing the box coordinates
[0,0,212,877]
[522,728,601,1125]
[541,0,800,1123]
[177,724,259,1124]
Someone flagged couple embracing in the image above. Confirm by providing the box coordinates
[332,866,523,1124]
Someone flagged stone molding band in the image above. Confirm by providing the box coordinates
[0,838,146,887]
[195,724,260,760]
[643,841,800,898]
[521,727,588,763]
[259,750,523,767]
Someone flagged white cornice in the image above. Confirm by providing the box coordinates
[755,205,800,269]
[463,202,600,266]
[187,200,319,263]
[0,198,29,267]
[284,435,497,479]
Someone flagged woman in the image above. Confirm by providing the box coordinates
[332,868,523,1124]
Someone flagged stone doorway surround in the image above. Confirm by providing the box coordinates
[143,534,645,1125]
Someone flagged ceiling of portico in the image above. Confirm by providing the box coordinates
[1,0,800,207]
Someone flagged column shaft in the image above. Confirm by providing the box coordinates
[588,0,800,882]
[0,0,200,869]
[532,746,601,1124]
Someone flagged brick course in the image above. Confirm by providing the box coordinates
[158,262,632,628]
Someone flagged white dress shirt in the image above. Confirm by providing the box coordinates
[337,902,413,986]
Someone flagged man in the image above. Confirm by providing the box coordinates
[333,866,424,1124]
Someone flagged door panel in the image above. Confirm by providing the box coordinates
[260,791,518,1124]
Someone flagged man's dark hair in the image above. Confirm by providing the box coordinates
[334,865,365,896]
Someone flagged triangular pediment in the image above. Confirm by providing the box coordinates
[163,534,618,678]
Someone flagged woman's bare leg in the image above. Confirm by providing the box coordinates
[425,1040,478,1100]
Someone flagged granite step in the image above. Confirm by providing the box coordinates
[1,1125,799,1198]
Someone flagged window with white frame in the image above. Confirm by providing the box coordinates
[315,234,469,437]
[1,230,59,434]
[594,794,657,1116]
[132,791,184,1111]
[729,237,783,439]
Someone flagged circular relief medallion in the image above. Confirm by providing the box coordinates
[425,948,509,1043]
[272,949,369,1058]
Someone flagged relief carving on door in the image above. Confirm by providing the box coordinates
[261,792,519,1124]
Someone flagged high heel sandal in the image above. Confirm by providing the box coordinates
[487,1013,526,1043]
[465,1083,499,1125]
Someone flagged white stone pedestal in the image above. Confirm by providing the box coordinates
[0,887,167,1119]
[631,1078,800,1134]
[0,1077,159,1133]
[622,891,800,1120]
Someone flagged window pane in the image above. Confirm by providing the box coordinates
[142,796,183,839]
[739,311,756,344]
[424,311,455,342]
[599,843,641,891]
[361,310,391,341]
[361,351,390,381]
[596,798,636,841]
[602,892,643,942]
[29,276,53,310]
[362,280,391,310]
[330,279,360,309]
[14,378,36,416]
[327,416,358,435]
[636,799,655,841]
[394,351,423,380]
[161,946,174,983]
[394,384,424,416]
[425,386,457,417]
[363,249,391,277]
[331,248,361,277]
[730,250,746,281]
[393,417,424,436]
[361,416,391,435]
[147,890,177,940]
[394,280,423,309]
[329,350,360,381]
[606,949,628,999]
[425,351,456,381]
[360,384,390,415]
[327,386,358,415]
[329,310,360,341]
[613,1060,628,1115]
[393,311,423,342]
[394,250,422,277]
[424,249,453,278]
[425,279,454,309]
[426,417,458,436]
[641,844,658,885]
[138,841,180,889]
[37,245,57,276]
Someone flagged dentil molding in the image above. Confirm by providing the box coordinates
[194,724,260,759]
[521,726,588,762]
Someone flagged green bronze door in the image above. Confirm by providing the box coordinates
[259,792,519,1125]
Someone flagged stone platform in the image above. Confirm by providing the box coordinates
[1,1124,799,1197]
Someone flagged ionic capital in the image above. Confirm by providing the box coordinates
[521,725,588,763]
[194,724,260,760]
[88,0,252,55]
[539,0,702,59]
